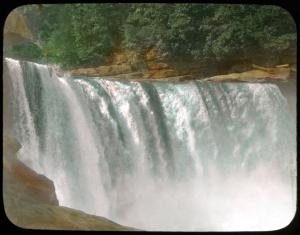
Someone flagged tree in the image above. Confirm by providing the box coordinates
[6,4,296,68]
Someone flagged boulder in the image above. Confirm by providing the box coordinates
[4,158,59,206]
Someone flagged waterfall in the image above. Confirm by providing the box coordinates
[5,58,296,231]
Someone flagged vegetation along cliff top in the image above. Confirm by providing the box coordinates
[4,3,296,81]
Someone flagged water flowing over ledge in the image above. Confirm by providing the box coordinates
[5,57,296,231]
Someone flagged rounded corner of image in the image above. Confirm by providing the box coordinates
[3,204,29,230]
[272,4,297,30]
[266,207,297,232]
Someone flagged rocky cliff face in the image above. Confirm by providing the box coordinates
[4,10,33,48]
[203,64,295,82]
[3,159,135,230]
[3,162,135,230]
[69,47,296,82]
[69,48,202,81]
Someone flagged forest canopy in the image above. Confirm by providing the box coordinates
[5,3,296,69]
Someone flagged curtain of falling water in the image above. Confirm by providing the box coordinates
[5,58,296,231]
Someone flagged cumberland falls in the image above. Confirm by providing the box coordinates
[5,58,296,231]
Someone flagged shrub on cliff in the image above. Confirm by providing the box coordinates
[5,42,43,62]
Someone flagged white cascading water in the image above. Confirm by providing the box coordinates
[5,58,296,231]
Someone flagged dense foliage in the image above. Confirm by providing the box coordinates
[7,4,296,68]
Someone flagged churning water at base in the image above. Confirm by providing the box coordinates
[5,58,296,231]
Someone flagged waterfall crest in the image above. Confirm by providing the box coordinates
[5,58,296,231]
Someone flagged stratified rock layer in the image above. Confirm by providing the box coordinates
[68,48,295,82]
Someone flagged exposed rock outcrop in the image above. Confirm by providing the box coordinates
[5,202,136,230]
[4,10,33,48]
[203,64,294,82]
[4,158,59,206]
[3,158,136,230]
[68,47,296,82]
[69,48,203,81]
